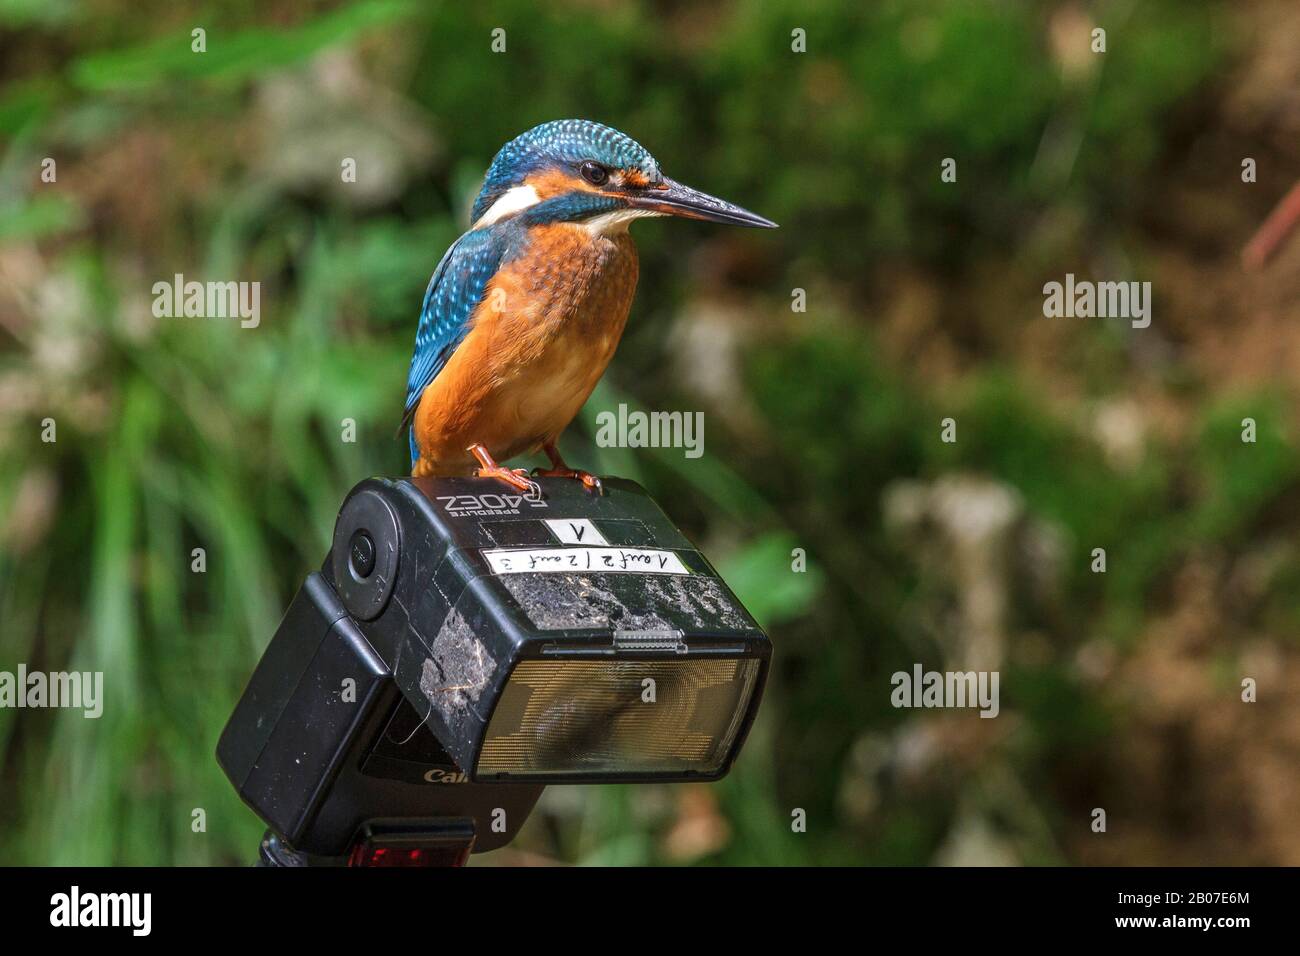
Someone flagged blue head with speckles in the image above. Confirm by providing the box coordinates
[468,119,777,232]
[471,120,660,224]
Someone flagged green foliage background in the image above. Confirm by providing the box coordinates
[1,0,1295,865]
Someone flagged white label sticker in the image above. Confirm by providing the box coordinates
[482,546,689,576]
[543,518,609,546]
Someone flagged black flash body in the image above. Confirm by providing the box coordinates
[217,475,771,862]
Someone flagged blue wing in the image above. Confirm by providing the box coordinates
[402,227,507,465]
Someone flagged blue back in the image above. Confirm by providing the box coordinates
[402,227,507,463]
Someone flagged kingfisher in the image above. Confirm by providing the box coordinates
[401,119,776,496]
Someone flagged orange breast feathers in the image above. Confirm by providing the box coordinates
[411,225,639,476]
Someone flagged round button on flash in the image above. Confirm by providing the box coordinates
[348,530,376,579]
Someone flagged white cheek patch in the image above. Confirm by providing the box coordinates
[474,183,664,235]
[473,184,542,227]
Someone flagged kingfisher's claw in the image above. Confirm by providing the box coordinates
[467,443,543,498]
[533,466,603,494]
[474,463,541,499]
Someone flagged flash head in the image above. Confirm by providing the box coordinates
[331,474,770,782]
[218,475,770,859]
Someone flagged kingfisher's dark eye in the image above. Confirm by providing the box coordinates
[580,161,609,186]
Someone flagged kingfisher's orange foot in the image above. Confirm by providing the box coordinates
[536,443,604,494]
[468,444,542,500]
[532,465,603,494]
[477,465,542,500]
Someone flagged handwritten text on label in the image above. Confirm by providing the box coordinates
[543,518,609,546]
[481,546,689,576]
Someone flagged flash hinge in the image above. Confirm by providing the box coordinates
[612,628,688,654]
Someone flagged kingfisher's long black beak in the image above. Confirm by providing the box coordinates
[630,176,778,228]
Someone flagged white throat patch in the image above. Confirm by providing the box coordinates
[582,207,665,236]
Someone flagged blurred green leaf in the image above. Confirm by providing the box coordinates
[70,0,418,92]
[715,531,822,630]
[0,194,84,239]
